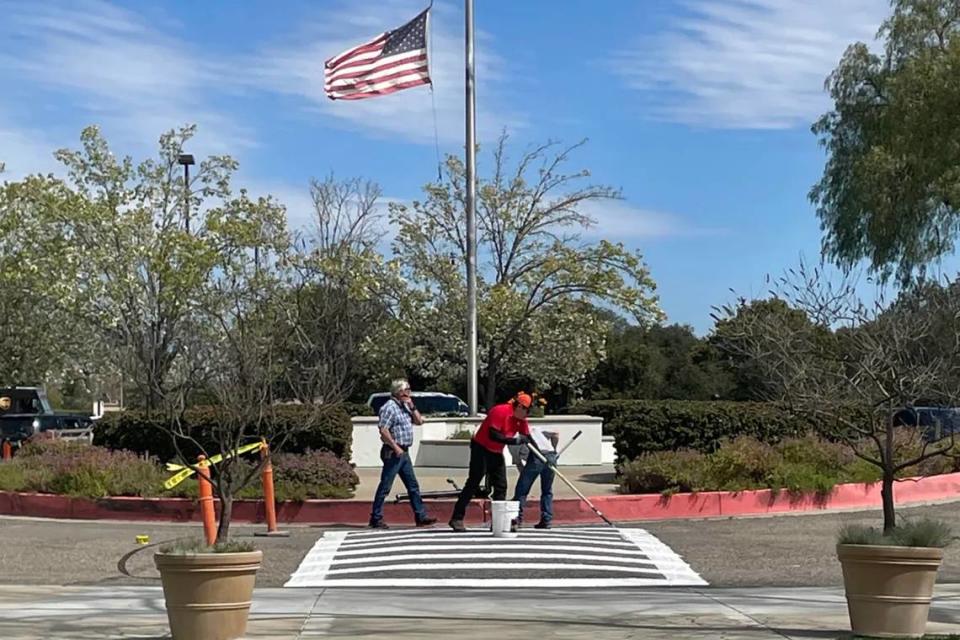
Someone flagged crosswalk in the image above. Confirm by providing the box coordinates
[285,526,707,588]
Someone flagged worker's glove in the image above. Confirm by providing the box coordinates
[514,433,532,445]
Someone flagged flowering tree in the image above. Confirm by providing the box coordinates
[386,135,663,406]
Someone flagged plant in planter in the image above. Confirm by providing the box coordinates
[715,261,960,637]
[149,152,332,640]
[837,519,954,638]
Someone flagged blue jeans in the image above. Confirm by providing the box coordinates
[370,445,428,523]
[512,451,557,524]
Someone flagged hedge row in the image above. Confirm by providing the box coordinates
[93,404,353,463]
[0,439,358,500]
[620,432,960,495]
[565,400,868,463]
[342,402,375,417]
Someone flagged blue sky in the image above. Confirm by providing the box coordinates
[0,0,912,334]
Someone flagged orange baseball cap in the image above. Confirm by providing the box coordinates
[514,392,533,408]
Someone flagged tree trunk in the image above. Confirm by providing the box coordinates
[216,495,232,544]
[881,470,896,533]
[484,356,498,411]
[882,416,896,533]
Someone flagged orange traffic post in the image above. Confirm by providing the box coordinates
[255,441,288,537]
[196,455,217,546]
[1,441,11,460]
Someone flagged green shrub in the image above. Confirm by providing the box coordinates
[565,399,870,463]
[448,429,473,440]
[160,538,257,554]
[0,464,27,492]
[706,436,779,491]
[0,440,169,499]
[0,440,357,500]
[94,403,353,462]
[838,519,954,548]
[838,524,886,545]
[888,519,954,548]
[619,449,708,494]
[342,402,375,417]
[618,433,894,496]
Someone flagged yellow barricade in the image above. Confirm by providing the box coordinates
[162,441,265,489]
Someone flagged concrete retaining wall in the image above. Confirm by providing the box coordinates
[351,415,605,468]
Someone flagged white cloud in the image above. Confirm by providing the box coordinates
[245,0,525,146]
[0,0,254,163]
[613,0,888,129]
[580,199,726,240]
[0,118,61,180]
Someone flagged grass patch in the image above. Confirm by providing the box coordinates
[159,538,256,554]
[838,519,954,548]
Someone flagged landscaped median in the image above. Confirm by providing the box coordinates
[0,443,958,525]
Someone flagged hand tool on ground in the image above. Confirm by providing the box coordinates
[395,478,462,503]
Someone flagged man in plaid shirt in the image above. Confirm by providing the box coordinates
[369,379,437,528]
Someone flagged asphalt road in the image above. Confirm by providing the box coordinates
[2,501,959,588]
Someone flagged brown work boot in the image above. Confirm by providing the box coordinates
[448,518,467,532]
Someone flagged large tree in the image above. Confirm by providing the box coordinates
[589,322,732,401]
[0,176,96,386]
[388,135,663,407]
[811,0,960,283]
[45,125,239,410]
[710,297,821,400]
[276,175,398,404]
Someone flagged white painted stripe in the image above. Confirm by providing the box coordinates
[340,535,636,549]
[341,526,623,539]
[347,529,624,544]
[325,562,665,576]
[328,552,657,566]
[620,529,707,586]
[332,543,649,556]
[301,578,679,588]
[344,526,623,538]
[284,531,347,587]
[285,527,708,589]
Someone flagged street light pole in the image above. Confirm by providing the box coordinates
[465,0,478,416]
[177,154,195,233]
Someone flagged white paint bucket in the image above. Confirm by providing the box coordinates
[490,500,520,538]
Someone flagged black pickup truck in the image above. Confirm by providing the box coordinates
[0,387,95,446]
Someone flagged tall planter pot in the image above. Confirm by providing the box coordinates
[155,550,263,640]
[837,544,943,638]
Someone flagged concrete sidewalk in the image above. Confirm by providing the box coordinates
[2,583,960,639]
[351,464,620,500]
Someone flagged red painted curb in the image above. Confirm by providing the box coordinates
[1,472,958,526]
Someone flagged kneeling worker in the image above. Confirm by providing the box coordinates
[449,391,532,532]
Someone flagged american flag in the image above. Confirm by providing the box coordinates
[325,9,431,101]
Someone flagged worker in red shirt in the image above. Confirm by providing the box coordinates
[448,391,533,532]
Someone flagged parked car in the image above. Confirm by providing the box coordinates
[892,406,960,442]
[366,391,469,416]
[0,387,96,445]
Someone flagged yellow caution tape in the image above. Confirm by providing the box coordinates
[162,441,265,489]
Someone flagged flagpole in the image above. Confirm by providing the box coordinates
[464,0,479,416]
